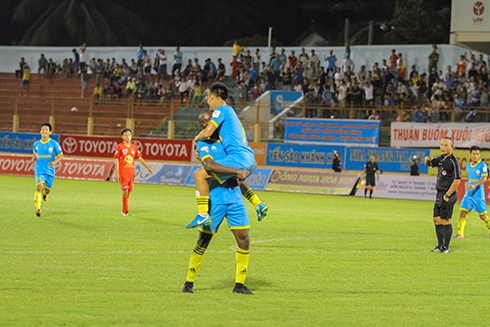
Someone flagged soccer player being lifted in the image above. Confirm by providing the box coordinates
[183,132,254,294]
[114,128,153,216]
[187,110,268,229]
[31,123,63,217]
[453,146,490,239]
[186,82,268,228]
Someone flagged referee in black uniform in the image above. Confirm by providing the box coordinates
[332,151,342,172]
[363,154,379,199]
[424,137,461,253]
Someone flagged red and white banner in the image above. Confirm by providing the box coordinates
[391,123,490,148]
[0,155,113,180]
[59,135,192,161]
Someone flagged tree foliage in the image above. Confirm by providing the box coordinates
[383,0,450,44]
[12,0,153,46]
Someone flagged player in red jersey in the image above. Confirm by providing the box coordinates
[114,128,153,215]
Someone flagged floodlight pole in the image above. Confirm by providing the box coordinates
[268,27,273,56]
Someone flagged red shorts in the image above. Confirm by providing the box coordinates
[120,175,134,192]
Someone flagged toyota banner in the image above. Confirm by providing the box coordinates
[59,135,192,161]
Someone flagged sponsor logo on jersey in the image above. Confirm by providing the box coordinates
[476,169,481,175]
[212,110,221,118]
[48,147,53,152]
[211,145,217,151]
[125,155,134,163]
[200,146,209,153]
[442,170,447,175]
[123,149,128,155]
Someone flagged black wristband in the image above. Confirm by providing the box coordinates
[445,194,450,198]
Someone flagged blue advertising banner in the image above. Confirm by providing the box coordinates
[186,165,271,191]
[266,143,345,169]
[0,132,60,154]
[245,168,272,191]
[284,118,380,147]
[185,165,202,187]
[270,91,302,114]
[157,164,193,185]
[345,147,430,174]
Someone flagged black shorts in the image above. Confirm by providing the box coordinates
[366,175,376,187]
[433,191,457,220]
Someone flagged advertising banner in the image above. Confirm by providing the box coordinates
[451,0,490,32]
[266,143,344,170]
[270,91,303,114]
[345,147,430,174]
[266,169,359,195]
[285,118,380,147]
[391,123,490,148]
[0,154,113,180]
[248,142,268,166]
[186,165,272,191]
[244,168,273,191]
[122,163,193,186]
[59,135,192,161]
[355,175,437,201]
[0,132,59,154]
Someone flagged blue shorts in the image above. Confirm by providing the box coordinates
[461,196,487,215]
[198,201,250,234]
[35,173,54,189]
[210,153,256,184]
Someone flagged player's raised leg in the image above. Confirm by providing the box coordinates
[187,167,212,228]
[240,182,268,221]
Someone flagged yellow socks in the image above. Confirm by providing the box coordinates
[483,216,490,231]
[186,244,206,282]
[457,217,466,237]
[243,189,261,207]
[235,247,250,284]
[196,196,209,215]
[34,191,42,210]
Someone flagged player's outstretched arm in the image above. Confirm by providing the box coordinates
[201,158,248,180]
[49,154,63,167]
[137,157,154,175]
[114,159,120,182]
[194,123,217,143]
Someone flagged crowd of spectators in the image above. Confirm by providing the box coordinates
[14,43,490,121]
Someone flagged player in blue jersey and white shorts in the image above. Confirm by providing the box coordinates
[453,145,490,239]
[31,123,63,217]
[182,138,254,295]
[187,82,267,228]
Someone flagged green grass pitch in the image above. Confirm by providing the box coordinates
[1,175,490,326]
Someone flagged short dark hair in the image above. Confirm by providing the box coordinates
[121,128,132,135]
[443,136,454,146]
[470,145,481,153]
[209,82,229,100]
[40,122,52,131]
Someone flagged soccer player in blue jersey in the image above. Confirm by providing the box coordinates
[182,138,253,295]
[186,110,268,228]
[453,146,490,239]
[30,123,63,217]
[187,82,266,227]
